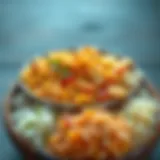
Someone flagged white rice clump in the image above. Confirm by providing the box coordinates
[12,106,55,147]
[121,90,158,146]
[124,69,144,88]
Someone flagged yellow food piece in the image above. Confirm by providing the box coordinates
[49,52,75,67]
[74,94,92,104]
[108,85,128,99]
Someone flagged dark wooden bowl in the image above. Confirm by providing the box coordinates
[4,80,160,160]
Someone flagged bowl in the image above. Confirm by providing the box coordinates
[19,49,143,112]
[4,79,160,160]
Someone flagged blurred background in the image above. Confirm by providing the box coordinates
[0,0,160,159]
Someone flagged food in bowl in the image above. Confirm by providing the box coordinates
[21,47,142,105]
[48,109,133,159]
[13,106,55,147]
[11,85,159,160]
[6,46,159,160]
[121,89,158,146]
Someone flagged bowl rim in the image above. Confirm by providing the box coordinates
[4,79,160,160]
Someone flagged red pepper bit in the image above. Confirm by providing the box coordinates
[61,76,76,87]
[81,86,94,94]
[96,89,110,102]
[61,116,72,128]
[63,120,71,128]
[99,81,108,89]
[114,66,127,75]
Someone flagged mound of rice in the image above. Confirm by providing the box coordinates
[13,106,55,147]
[121,89,158,146]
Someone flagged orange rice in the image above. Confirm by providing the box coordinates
[48,109,133,159]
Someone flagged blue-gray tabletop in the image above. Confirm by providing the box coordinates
[0,0,160,159]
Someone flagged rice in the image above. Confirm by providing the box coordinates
[12,106,55,148]
[48,109,133,159]
[121,89,158,146]
[123,69,144,87]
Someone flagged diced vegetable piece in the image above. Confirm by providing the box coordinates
[108,85,128,99]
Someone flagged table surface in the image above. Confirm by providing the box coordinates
[0,0,160,159]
